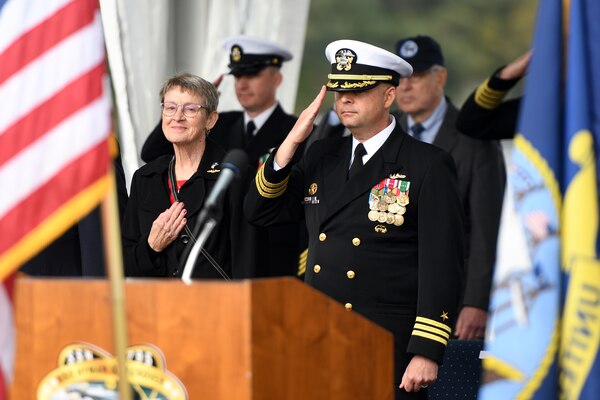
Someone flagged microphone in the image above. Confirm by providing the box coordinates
[190,148,248,238]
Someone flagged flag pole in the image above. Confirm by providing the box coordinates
[101,162,131,400]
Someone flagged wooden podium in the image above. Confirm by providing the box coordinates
[11,277,394,399]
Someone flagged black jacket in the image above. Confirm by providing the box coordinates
[122,138,242,279]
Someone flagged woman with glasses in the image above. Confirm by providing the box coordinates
[121,72,240,279]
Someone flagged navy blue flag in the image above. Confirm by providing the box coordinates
[480,0,600,398]
[559,0,600,398]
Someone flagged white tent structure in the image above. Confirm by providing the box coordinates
[99,0,311,188]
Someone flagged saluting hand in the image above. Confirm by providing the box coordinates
[275,85,327,168]
[399,355,438,393]
[148,201,187,252]
[498,50,532,80]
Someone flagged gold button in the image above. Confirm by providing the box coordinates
[346,270,355,279]
[319,233,327,241]
[352,237,361,246]
[313,264,321,273]
[344,303,353,311]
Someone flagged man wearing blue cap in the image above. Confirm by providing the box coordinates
[245,39,464,398]
[394,35,506,341]
[141,36,305,279]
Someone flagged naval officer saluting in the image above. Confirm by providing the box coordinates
[245,39,464,399]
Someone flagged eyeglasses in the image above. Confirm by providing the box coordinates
[161,102,207,118]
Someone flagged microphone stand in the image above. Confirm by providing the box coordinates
[181,216,218,285]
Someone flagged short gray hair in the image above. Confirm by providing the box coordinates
[159,72,219,113]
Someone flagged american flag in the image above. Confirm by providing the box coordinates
[0,0,112,396]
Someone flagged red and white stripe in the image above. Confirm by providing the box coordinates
[0,1,111,395]
[0,0,111,279]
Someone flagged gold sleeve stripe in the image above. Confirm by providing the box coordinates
[415,316,452,333]
[474,79,509,110]
[255,166,289,198]
[328,73,392,81]
[414,323,451,340]
[256,176,287,197]
[257,166,288,190]
[256,165,288,189]
[297,248,308,276]
[412,330,449,346]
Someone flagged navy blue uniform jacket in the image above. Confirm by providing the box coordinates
[245,125,464,389]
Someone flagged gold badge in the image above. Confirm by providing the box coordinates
[368,210,379,221]
[374,224,387,233]
[389,172,403,179]
[207,162,221,173]
[441,311,449,321]
[397,193,410,206]
[388,203,401,214]
[393,214,404,226]
[231,45,242,62]
[308,182,318,195]
[335,48,356,71]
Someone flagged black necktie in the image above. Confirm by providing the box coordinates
[348,143,367,180]
[245,120,256,146]
[411,123,425,141]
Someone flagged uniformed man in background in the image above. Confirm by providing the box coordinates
[142,35,306,279]
[245,39,464,399]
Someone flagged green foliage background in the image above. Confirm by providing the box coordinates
[295,0,538,113]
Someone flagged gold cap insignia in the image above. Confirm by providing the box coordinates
[308,182,318,195]
[231,46,242,62]
[335,48,356,72]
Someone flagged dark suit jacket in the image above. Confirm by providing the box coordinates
[122,138,242,279]
[245,124,464,392]
[396,100,506,310]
